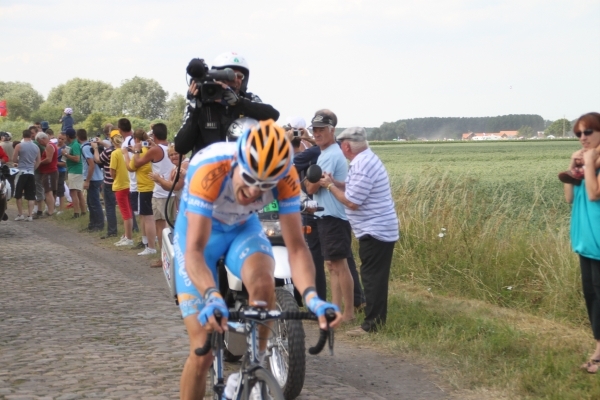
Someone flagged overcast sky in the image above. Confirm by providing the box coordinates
[1,0,599,127]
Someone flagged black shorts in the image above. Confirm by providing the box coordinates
[139,191,153,216]
[56,171,66,197]
[129,191,139,213]
[15,173,36,201]
[316,216,353,261]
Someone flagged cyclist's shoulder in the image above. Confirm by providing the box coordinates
[188,142,236,174]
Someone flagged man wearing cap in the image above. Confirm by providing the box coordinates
[319,127,399,336]
[304,109,355,322]
[41,121,50,133]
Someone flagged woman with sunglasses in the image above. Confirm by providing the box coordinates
[564,112,600,373]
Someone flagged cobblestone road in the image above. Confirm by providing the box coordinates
[0,214,447,400]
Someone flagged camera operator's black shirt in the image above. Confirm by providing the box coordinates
[174,93,279,156]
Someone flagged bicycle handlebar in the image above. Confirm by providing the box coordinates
[194,308,336,357]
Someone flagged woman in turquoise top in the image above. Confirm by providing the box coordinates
[564,112,600,373]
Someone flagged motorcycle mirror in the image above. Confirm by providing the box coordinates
[306,165,322,183]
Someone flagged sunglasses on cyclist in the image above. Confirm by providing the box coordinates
[239,167,278,191]
[234,72,245,80]
[575,129,595,138]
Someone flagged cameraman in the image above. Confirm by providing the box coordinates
[174,52,279,155]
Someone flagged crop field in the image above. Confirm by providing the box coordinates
[369,140,585,322]
[365,140,600,399]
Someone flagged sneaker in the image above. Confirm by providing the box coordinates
[138,247,157,256]
[14,215,25,221]
[32,213,40,220]
[25,216,33,222]
[101,233,118,240]
[113,236,127,246]
[56,211,63,215]
[133,241,146,250]
[115,238,134,247]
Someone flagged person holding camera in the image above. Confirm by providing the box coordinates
[174,52,280,155]
[82,132,105,232]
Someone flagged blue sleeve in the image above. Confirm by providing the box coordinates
[293,146,320,174]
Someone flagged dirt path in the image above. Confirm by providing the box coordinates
[0,207,448,399]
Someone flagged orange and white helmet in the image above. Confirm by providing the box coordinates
[236,119,292,183]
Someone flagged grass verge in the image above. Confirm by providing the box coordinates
[348,283,600,399]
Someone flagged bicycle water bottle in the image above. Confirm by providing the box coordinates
[222,372,240,400]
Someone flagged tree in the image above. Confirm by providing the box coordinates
[5,99,31,121]
[30,102,66,125]
[164,93,186,137]
[82,112,115,135]
[46,78,114,118]
[0,81,44,119]
[518,125,534,138]
[545,119,572,137]
[113,77,167,120]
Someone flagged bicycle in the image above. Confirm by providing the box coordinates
[196,303,335,400]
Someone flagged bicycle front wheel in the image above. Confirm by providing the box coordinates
[247,367,285,400]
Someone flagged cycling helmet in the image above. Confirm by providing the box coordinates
[237,119,292,182]
[213,52,250,93]
[64,108,73,115]
[227,117,258,142]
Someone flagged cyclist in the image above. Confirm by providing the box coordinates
[174,119,342,399]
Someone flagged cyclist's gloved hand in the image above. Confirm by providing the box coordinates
[198,290,229,331]
[307,296,340,318]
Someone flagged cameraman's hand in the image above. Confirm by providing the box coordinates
[222,89,239,106]
[91,142,98,149]
[188,81,199,97]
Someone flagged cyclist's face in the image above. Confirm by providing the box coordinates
[232,166,263,205]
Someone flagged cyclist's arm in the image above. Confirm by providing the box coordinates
[280,212,342,329]
[184,212,217,295]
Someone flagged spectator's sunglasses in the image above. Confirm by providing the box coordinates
[239,166,278,191]
[575,129,595,138]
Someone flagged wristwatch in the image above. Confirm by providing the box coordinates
[134,150,142,154]
[326,183,334,191]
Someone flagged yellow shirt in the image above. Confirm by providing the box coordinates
[129,147,154,192]
[110,148,130,192]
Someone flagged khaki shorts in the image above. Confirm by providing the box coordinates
[152,197,167,220]
[67,173,84,191]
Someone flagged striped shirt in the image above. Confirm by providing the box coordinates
[345,148,399,242]
[99,147,115,185]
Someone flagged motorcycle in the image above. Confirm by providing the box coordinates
[160,165,323,400]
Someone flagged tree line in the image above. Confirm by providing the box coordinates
[369,114,547,140]
[0,79,186,139]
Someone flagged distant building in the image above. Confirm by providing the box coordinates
[462,131,518,140]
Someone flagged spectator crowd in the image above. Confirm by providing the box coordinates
[3,104,400,337]
[4,112,188,269]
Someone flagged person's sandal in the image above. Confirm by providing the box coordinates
[558,171,582,186]
[580,359,600,373]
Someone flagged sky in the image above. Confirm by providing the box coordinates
[1,0,599,127]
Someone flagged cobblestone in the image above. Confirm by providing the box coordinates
[0,216,447,399]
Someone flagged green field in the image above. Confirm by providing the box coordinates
[358,140,600,399]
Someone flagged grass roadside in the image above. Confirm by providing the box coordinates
[347,282,600,400]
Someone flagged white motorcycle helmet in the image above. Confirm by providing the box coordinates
[227,117,258,142]
[212,52,250,93]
